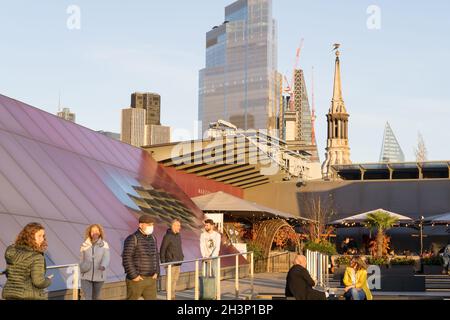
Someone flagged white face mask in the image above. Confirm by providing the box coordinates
[144,226,154,236]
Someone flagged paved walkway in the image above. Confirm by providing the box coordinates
[158,272,450,300]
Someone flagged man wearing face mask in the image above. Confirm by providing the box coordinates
[122,215,160,300]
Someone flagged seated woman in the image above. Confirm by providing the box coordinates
[343,256,373,301]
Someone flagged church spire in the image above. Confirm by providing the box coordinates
[322,44,351,179]
[331,44,346,114]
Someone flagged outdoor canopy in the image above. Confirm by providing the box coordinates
[422,212,450,226]
[329,208,413,227]
[192,191,314,222]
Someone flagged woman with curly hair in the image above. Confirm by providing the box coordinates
[343,256,373,300]
[79,224,110,300]
[2,223,53,300]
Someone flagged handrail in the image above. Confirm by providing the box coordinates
[47,263,79,270]
[160,251,253,267]
[1,264,80,300]
[160,251,254,301]
[45,264,80,300]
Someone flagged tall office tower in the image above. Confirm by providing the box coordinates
[293,69,319,161]
[380,122,405,163]
[131,92,161,126]
[322,45,351,178]
[57,108,76,123]
[121,108,146,147]
[198,0,281,137]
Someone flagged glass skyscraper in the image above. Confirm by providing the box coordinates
[198,0,281,137]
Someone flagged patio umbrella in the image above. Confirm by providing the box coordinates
[329,208,413,227]
[422,212,450,226]
[192,191,315,223]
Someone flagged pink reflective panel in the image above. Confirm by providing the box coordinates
[79,128,124,169]
[12,135,90,224]
[0,133,65,220]
[20,104,73,150]
[25,139,112,227]
[45,146,131,229]
[0,96,28,136]
[41,144,115,228]
[107,138,140,170]
[60,120,110,164]
[0,213,23,248]
[2,99,51,143]
[80,158,137,227]
[0,170,37,217]
[95,133,135,171]
[38,110,90,156]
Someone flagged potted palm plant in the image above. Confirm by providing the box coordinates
[365,211,399,258]
[364,211,424,291]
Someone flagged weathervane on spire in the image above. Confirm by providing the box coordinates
[332,43,341,57]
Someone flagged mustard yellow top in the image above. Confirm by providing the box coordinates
[343,267,373,300]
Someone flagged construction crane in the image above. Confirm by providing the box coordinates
[284,38,305,112]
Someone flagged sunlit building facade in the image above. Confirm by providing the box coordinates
[198,0,281,137]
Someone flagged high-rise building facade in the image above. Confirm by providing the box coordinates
[380,122,405,163]
[198,0,281,137]
[121,108,146,147]
[322,46,351,178]
[131,92,161,126]
[122,92,170,147]
[145,124,171,146]
[57,107,76,123]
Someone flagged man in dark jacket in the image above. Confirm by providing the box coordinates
[122,215,160,300]
[285,255,326,300]
[160,219,184,300]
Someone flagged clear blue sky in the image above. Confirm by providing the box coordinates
[1,0,449,163]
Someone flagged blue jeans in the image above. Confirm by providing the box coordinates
[344,288,366,300]
[350,288,366,300]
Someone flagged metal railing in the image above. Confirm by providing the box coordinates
[46,264,80,300]
[306,250,329,289]
[265,251,292,273]
[160,251,254,300]
[1,264,80,300]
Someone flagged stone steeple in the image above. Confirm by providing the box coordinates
[322,44,351,179]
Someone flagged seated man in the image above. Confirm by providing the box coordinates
[285,255,327,300]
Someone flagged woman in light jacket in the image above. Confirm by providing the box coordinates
[343,256,373,300]
[79,224,110,300]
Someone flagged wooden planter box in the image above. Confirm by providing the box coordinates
[422,265,443,275]
[384,265,415,275]
[368,265,424,292]
[332,266,347,282]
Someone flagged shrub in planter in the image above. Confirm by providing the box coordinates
[335,255,352,267]
[422,256,444,275]
[387,257,416,275]
[422,256,443,265]
[247,242,265,261]
[367,256,389,266]
[304,240,337,256]
[390,257,416,266]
